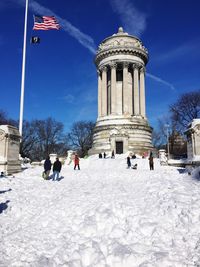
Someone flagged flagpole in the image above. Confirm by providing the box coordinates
[19,0,29,137]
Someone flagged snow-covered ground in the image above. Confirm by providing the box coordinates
[1,155,200,267]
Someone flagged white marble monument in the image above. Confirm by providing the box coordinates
[159,149,168,165]
[185,119,200,162]
[89,27,153,155]
[0,125,21,175]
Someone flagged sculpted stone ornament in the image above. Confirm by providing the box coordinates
[0,129,5,141]
[95,27,148,66]
[194,125,200,136]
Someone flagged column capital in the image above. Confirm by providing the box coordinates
[123,62,129,68]
[140,66,146,73]
[132,63,141,70]
[110,62,117,69]
[100,65,107,72]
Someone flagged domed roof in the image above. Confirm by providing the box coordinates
[95,27,148,66]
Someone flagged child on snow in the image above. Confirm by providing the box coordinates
[74,154,80,170]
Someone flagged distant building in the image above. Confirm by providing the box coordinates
[169,132,187,158]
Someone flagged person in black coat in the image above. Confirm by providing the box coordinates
[111,150,115,159]
[52,158,62,181]
[127,156,131,168]
[148,152,154,170]
[43,156,52,179]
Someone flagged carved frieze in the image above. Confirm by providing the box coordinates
[97,38,147,53]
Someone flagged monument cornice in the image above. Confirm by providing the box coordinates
[94,124,153,133]
[95,47,148,66]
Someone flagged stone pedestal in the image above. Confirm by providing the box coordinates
[89,115,152,155]
[159,149,168,165]
[0,125,21,175]
[185,119,200,162]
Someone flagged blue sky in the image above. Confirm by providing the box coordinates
[0,0,200,131]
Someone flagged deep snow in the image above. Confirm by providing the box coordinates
[1,155,200,267]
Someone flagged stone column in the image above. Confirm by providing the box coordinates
[123,62,129,114]
[101,66,107,116]
[110,62,117,115]
[140,67,146,118]
[133,64,140,115]
[97,70,102,118]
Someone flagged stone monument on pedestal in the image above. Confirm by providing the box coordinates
[0,125,21,175]
[159,149,168,165]
[89,27,153,155]
[185,119,200,162]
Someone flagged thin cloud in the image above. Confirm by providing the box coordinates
[146,73,176,91]
[63,94,75,104]
[109,0,147,36]
[15,0,96,54]
[154,40,200,63]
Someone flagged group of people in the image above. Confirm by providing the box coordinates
[99,150,115,159]
[127,151,154,170]
[43,151,154,180]
[43,157,62,181]
[98,152,107,159]
[43,154,80,180]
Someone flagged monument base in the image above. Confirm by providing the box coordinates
[89,115,153,155]
[0,160,21,175]
[0,125,21,175]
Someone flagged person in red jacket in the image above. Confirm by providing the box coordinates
[74,154,80,170]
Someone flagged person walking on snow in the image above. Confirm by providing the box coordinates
[52,158,62,181]
[111,150,115,159]
[148,152,154,170]
[74,154,80,170]
[43,156,52,179]
[127,155,131,169]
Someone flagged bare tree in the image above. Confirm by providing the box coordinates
[0,109,17,126]
[20,120,39,158]
[170,90,200,133]
[20,117,70,161]
[68,121,95,157]
[34,118,65,159]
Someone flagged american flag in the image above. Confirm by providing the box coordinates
[33,16,60,30]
